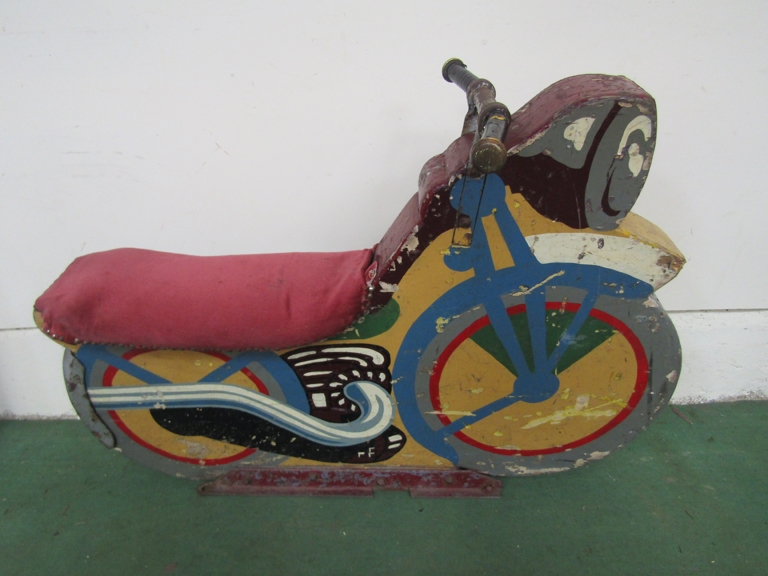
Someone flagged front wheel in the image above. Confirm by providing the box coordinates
[394,286,681,476]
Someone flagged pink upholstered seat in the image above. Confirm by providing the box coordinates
[35,247,373,350]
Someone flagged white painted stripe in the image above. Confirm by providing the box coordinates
[617,115,652,155]
[311,393,327,408]
[87,381,395,445]
[527,233,680,290]
[337,356,367,366]
[321,347,386,366]
[286,350,316,360]
[563,117,595,151]
[294,358,332,366]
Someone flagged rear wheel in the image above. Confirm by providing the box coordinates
[81,347,289,479]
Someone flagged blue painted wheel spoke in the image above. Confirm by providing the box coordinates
[77,346,170,385]
[526,288,548,372]
[201,351,264,383]
[546,289,600,372]
[484,295,532,378]
[493,203,538,268]
[439,394,522,437]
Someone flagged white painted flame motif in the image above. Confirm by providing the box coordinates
[563,117,595,151]
[617,115,652,177]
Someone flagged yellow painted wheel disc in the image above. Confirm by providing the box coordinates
[430,303,648,455]
[104,349,268,465]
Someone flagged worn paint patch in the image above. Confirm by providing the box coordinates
[666,370,679,383]
[425,410,475,416]
[520,394,623,429]
[178,439,211,459]
[573,450,612,468]
[504,464,570,475]
[511,270,565,296]
[436,317,451,333]
[402,227,420,255]
[378,281,399,293]
[627,143,643,176]
[643,296,660,308]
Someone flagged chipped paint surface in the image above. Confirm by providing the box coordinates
[627,142,644,176]
[573,450,612,468]
[402,226,420,255]
[666,370,679,383]
[504,465,570,475]
[510,270,565,296]
[520,394,624,429]
[178,439,211,459]
[378,281,399,293]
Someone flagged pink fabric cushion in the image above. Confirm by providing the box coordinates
[35,247,373,350]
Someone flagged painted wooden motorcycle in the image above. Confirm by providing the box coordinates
[35,59,684,480]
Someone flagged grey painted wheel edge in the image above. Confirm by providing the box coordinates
[63,350,115,448]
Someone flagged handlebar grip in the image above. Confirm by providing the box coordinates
[443,58,510,174]
[442,58,478,93]
[471,115,509,174]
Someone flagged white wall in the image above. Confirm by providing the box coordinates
[2,1,767,416]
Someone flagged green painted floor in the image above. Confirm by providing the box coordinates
[1,402,766,576]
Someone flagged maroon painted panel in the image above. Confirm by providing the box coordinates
[198,467,502,498]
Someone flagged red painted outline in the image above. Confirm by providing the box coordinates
[429,302,649,456]
[103,349,266,466]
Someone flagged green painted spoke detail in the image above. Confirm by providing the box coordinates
[333,298,400,340]
[550,311,616,373]
[470,313,532,377]
[469,309,616,377]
